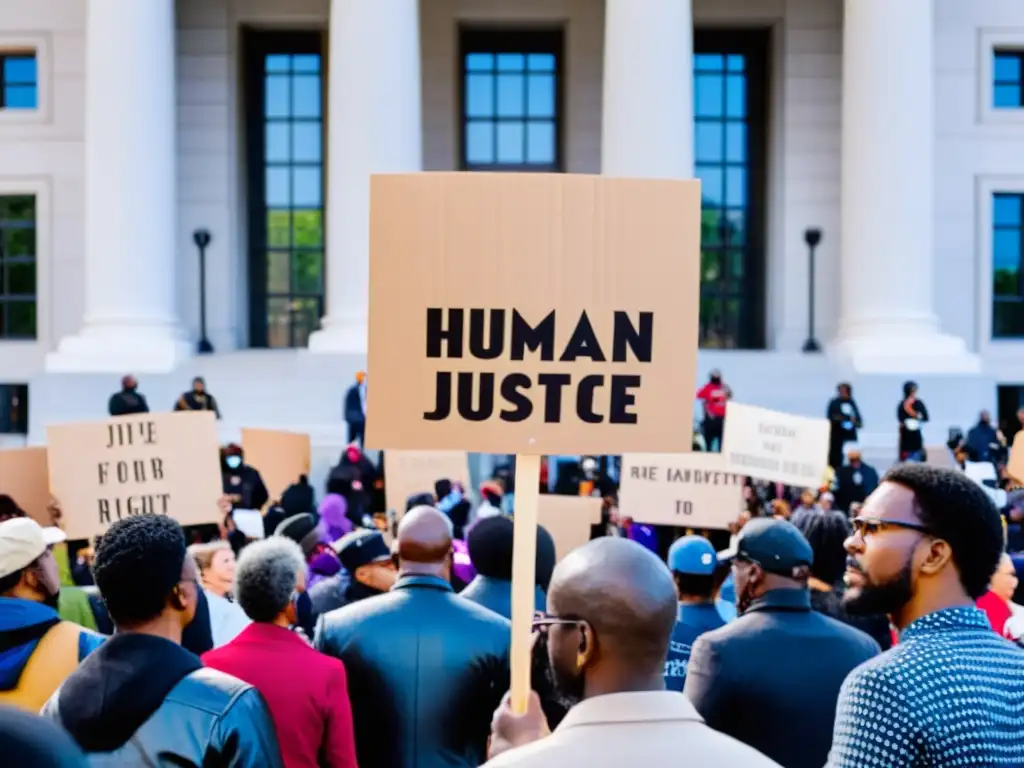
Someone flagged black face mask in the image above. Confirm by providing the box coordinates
[710,376,722,385]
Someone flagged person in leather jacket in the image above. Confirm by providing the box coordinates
[42,515,284,767]
[315,505,510,768]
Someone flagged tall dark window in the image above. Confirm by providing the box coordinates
[244,32,324,348]
[0,195,36,339]
[994,50,1024,109]
[993,193,1024,338]
[694,31,768,349]
[459,30,562,171]
[0,53,37,110]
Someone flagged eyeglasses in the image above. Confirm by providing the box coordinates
[851,516,932,538]
[531,612,582,634]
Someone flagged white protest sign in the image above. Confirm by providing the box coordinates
[619,452,745,529]
[722,402,830,488]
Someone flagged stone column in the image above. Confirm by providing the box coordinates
[308,0,422,354]
[46,0,190,373]
[832,0,977,373]
[601,0,694,178]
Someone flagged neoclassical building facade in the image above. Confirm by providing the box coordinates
[1,0,1024,464]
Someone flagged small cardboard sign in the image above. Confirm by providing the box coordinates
[47,411,223,540]
[241,428,311,508]
[0,447,50,526]
[619,452,745,529]
[1008,432,1024,484]
[537,494,603,562]
[722,402,831,488]
[365,172,702,455]
[384,450,471,516]
[925,445,955,468]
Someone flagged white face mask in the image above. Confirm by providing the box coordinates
[225,456,242,470]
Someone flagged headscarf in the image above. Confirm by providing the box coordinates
[318,494,353,543]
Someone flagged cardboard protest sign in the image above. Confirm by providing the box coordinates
[537,494,603,562]
[47,411,223,540]
[925,445,955,468]
[241,428,311,507]
[0,447,50,526]
[384,450,470,516]
[1008,432,1024,484]
[619,452,745,529]
[365,173,702,455]
[722,402,831,488]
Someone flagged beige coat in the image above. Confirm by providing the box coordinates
[486,691,781,768]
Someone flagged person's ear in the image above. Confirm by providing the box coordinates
[918,538,954,577]
[170,584,189,612]
[576,620,595,669]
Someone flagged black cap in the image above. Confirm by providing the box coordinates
[720,517,813,577]
[332,529,391,572]
[275,513,319,556]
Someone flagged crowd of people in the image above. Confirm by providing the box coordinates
[0,369,1023,766]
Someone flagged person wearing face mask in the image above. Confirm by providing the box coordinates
[203,538,358,768]
[107,374,149,417]
[327,444,378,528]
[221,444,269,514]
[487,537,779,767]
[0,518,105,712]
[684,518,879,768]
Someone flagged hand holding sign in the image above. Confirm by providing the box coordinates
[619,452,745,529]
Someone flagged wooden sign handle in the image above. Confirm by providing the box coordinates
[509,453,541,714]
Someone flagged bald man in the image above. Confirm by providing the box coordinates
[315,506,510,768]
[486,537,781,767]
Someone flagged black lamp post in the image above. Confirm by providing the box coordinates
[193,229,214,354]
[802,227,823,353]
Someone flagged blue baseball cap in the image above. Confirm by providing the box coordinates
[668,535,718,576]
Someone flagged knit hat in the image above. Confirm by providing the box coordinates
[467,515,556,590]
[275,513,320,557]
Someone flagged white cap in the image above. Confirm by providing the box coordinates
[0,517,67,579]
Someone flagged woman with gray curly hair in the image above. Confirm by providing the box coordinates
[202,538,358,768]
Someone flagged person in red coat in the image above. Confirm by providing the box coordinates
[203,538,357,768]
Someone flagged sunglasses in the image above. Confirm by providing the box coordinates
[851,516,932,538]
[531,612,582,634]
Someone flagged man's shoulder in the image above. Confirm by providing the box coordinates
[165,667,257,713]
[810,611,883,656]
[487,724,783,768]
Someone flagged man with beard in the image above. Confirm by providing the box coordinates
[174,376,222,418]
[107,374,149,416]
[0,518,104,711]
[487,537,779,766]
[683,518,879,768]
[829,464,1024,767]
[315,506,510,768]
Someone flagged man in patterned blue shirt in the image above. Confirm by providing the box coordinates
[829,463,1024,767]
